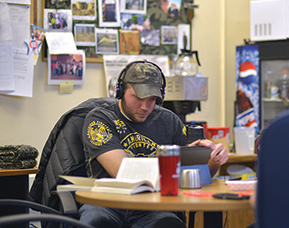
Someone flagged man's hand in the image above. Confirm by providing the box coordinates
[189,139,228,176]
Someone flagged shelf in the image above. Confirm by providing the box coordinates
[263,98,289,104]
[263,98,282,102]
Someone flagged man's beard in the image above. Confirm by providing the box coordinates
[121,97,148,123]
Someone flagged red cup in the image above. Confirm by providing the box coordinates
[158,145,180,196]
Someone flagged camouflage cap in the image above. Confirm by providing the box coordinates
[123,61,163,100]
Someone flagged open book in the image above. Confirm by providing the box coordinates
[58,157,160,195]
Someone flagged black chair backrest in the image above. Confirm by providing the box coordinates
[0,214,94,228]
[256,109,289,227]
[29,98,113,208]
[0,199,61,215]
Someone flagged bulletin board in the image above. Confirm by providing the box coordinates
[30,0,36,24]
[42,0,193,63]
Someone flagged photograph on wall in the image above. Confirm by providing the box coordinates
[235,44,259,135]
[167,0,182,20]
[161,25,177,44]
[30,24,46,42]
[98,0,120,27]
[159,0,181,20]
[72,0,96,20]
[120,0,147,14]
[138,0,189,55]
[177,24,190,54]
[95,28,119,54]
[44,0,71,9]
[141,29,160,46]
[48,50,86,85]
[74,24,96,46]
[120,13,133,29]
[119,30,140,54]
[131,13,151,30]
[43,9,72,32]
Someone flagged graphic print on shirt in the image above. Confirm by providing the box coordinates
[114,119,127,134]
[182,126,187,136]
[114,119,158,157]
[121,132,158,157]
[87,120,113,146]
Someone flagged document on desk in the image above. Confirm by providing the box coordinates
[58,158,160,194]
[57,175,96,192]
[91,158,160,195]
[0,48,34,97]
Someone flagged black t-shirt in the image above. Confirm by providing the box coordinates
[82,98,186,178]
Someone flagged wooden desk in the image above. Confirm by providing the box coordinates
[0,167,37,177]
[218,153,257,227]
[76,179,254,228]
[76,179,251,211]
[0,167,38,228]
[0,167,37,199]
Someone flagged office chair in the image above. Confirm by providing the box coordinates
[0,199,61,215]
[29,98,112,224]
[256,109,289,228]
[0,199,93,228]
[0,214,94,228]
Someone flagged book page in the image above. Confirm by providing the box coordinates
[116,158,159,189]
[59,175,96,186]
[57,184,92,192]
[91,184,155,195]
[95,178,153,189]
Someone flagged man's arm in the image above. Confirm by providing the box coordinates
[189,139,228,177]
[97,149,127,177]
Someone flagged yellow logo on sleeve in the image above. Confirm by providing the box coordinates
[87,121,112,146]
[183,126,187,136]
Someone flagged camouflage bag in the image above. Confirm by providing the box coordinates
[0,145,38,169]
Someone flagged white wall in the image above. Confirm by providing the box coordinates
[187,0,251,144]
[186,0,224,127]
[224,0,251,142]
[0,59,105,162]
[0,0,251,160]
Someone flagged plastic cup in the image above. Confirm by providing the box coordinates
[234,127,255,155]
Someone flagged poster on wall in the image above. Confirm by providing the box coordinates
[120,0,147,14]
[72,0,96,21]
[103,54,169,98]
[43,9,72,32]
[74,24,96,46]
[95,28,119,54]
[235,44,259,135]
[47,50,86,85]
[98,0,121,27]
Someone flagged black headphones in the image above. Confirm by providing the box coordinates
[115,60,166,105]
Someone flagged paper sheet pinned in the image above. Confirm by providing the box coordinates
[0,48,34,97]
[59,81,74,94]
[45,32,77,54]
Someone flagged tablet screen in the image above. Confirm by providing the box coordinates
[180,146,212,166]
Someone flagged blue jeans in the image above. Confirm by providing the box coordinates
[79,204,186,228]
